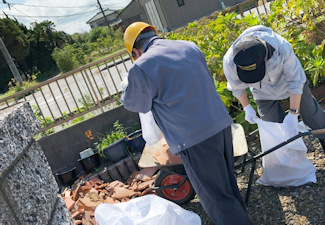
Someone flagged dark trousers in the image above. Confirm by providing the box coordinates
[179,126,253,225]
[256,80,325,139]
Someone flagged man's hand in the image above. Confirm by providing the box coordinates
[283,112,299,137]
[121,73,129,89]
[244,105,258,124]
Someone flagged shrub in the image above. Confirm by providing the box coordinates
[52,45,79,73]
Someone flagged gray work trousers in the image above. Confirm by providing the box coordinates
[256,80,325,139]
[179,126,253,225]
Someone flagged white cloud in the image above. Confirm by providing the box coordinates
[0,0,131,34]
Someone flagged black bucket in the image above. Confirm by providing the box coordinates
[56,166,77,186]
[78,152,100,173]
[127,130,146,153]
[102,138,129,162]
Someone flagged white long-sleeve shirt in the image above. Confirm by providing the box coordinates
[223,25,306,100]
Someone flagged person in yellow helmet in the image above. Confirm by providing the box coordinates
[121,22,253,225]
[123,22,158,61]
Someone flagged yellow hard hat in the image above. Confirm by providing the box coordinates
[124,22,158,60]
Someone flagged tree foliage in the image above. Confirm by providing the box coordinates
[0,19,30,92]
[52,45,79,73]
[0,19,29,69]
[0,17,125,94]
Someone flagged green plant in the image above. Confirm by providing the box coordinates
[32,105,55,137]
[78,94,95,109]
[95,120,127,158]
[304,43,325,86]
[52,45,79,73]
[0,75,38,100]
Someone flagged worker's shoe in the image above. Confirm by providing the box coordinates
[319,139,325,151]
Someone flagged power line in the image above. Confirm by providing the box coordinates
[5,2,97,8]
[11,5,37,21]
[0,8,98,18]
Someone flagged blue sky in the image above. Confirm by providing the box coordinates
[0,0,131,34]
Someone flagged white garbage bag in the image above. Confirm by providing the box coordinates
[121,73,164,146]
[139,111,164,146]
[94,195,201,225]
[255,118,316,187]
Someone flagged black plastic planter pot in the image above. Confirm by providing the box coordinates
[56,166,77,186]
[102,138,129,162]
[77,152,100,173]
[127,130,146,153]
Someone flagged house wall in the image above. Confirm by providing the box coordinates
[137,0,168,31]
[157,0,222,30]
[224,0,247,7]
[119,0,249,31]
[119,1,148,27]
[137,0,247,31]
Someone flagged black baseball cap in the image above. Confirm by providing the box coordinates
[233,36,267,83]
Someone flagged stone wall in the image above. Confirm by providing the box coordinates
[0,102,73,224]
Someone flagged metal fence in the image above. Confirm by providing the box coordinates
[222,0,271,17]
[0,0,272,134]
[0,50,132,134]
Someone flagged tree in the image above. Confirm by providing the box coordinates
[0,18,29,69]
[0,18,29,93]
[25,20,73,78]
[88,26,109,43]
[71,32,89,45]
[52,45,79,73]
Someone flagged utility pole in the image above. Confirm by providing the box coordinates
[0,37,23,85]
[218,0,226,9]
[97,0,114,36]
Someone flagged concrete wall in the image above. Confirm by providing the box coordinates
[0,102,73,224]
[39,105,140,181]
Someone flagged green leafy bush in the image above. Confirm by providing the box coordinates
[52,45,79,73]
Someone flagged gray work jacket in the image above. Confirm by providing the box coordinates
[122,37,233,154]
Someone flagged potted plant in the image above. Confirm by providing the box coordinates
[95,121,129,163]
[77,130,100,173]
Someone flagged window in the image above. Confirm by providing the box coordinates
[177,0,184,7]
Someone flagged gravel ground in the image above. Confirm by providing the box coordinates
[182,109,325,225]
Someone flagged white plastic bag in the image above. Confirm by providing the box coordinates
[139,111,164,146]
[121,73,164,146]
[94,195,201,225]
[255,118,316,187]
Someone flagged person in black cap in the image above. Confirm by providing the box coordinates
[223,25,325,150]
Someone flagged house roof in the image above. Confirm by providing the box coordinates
[86,8,117,24]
